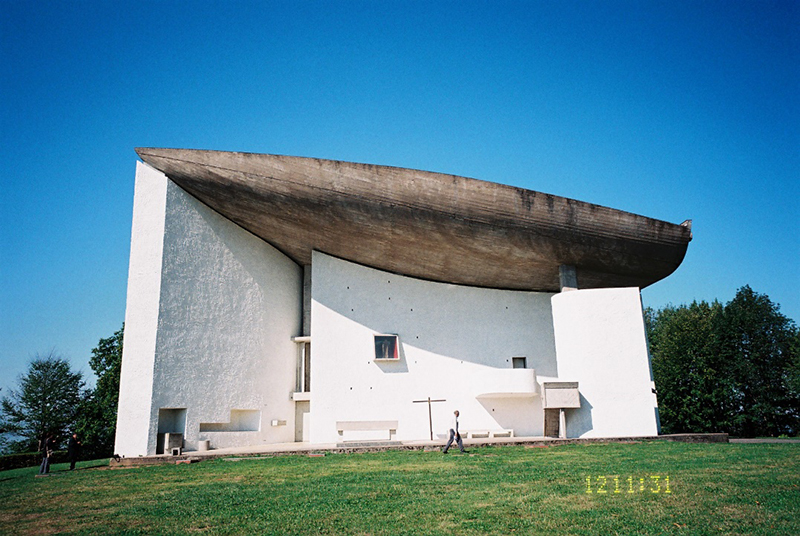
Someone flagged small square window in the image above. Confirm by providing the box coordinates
[512,357,527,369]
[374,335,399,360]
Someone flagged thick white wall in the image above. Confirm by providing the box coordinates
[115,162,167,457]
[551,287,658,438]
[116,163,302,456]
[309,252,557,443]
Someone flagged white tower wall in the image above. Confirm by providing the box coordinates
[551,287,659,438]
[114,162,166,457]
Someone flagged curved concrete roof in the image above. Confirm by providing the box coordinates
[136,148,692,292]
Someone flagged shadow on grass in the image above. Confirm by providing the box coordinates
[0,458,111,481]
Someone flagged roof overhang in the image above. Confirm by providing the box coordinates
[135,148,691,292]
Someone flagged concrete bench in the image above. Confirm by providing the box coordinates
[462,429,514,439]
[336,420,398,441]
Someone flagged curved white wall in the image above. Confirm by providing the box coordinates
[309,252,557,443]
[116,163,302,456]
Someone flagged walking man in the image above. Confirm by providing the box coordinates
[443,410,467,453]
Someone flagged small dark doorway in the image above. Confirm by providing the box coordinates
[544,408,560,438]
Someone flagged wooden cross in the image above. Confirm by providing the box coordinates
[412,397,447,440]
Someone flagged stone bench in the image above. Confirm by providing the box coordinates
[336,420,398,441]
[462,429,514,439]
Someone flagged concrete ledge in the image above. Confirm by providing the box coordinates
[108,433,728,468]
[335,441,402,448]
[110,455,205,468]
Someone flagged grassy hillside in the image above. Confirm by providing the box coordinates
[1,442,797,535]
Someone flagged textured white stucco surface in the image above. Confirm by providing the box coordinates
[149,180,302,453]
[551,287,659,438]
[309,252,557,443]
[116,164,302,456]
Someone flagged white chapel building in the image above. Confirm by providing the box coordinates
[114,148,692,456]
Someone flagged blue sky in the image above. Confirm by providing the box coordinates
[1,1,798,389]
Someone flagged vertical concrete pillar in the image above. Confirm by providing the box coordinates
[559,265,578,291]
[302,265,312,336]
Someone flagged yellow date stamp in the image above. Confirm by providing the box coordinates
[585,475,672,494]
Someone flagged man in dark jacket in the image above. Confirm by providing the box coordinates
[67,433,81,470]
[38,434,54,475]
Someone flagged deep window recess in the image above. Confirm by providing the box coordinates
[302,342,311,392]
[512,357,527,369]
[199,410,261,432]
[374,334,399,360]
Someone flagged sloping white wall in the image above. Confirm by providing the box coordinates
[115,163,302,456]
[551,287,658,438]
[309,252,557,443]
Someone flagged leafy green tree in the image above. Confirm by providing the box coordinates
[647,300,733,434]
[648,286,799,437]
[788,330,800,403]
[0,352,85,452]
[720,286,799,437]
[0,389,7,453]
[76,325,124,459]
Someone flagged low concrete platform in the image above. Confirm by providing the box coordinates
[109,433,729,468]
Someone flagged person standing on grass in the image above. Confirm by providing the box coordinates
[38,433,54,475]
[68,432,81,470]
[443,410,467,453]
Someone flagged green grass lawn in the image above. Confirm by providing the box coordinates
[1,442,797,535]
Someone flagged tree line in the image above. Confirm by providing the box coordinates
[646,286,800,437]
[0,326,123,459]
[1,285,798,461]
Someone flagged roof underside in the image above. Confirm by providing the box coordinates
[135,148,692,292]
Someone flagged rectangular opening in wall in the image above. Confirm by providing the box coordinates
[157,408,187,434]
[374,334,399,360]
[292,337,311,393]
[512,357,527,369]
[303,342,311,392]
[156,408,187,455]
[199,409,261,432]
